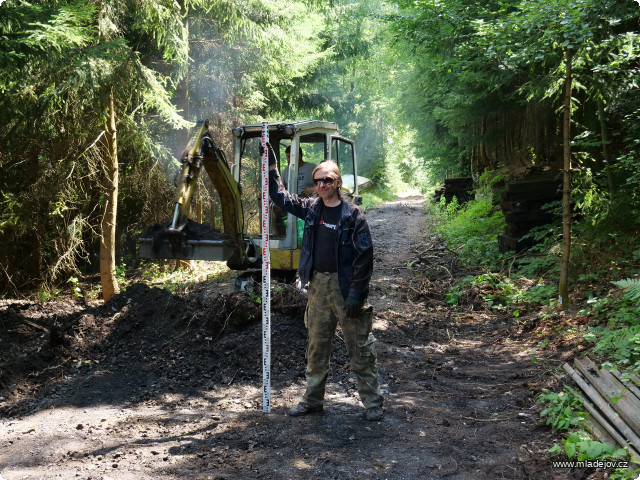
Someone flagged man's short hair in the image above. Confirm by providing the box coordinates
[285,145,303,159]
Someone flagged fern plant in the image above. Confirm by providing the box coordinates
[612,278,640,305]
[584,325,640,372]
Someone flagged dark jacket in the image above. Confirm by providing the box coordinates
[269,169,373,301]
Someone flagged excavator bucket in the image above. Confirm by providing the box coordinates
[138,219,237,261]
[138,239,236,261]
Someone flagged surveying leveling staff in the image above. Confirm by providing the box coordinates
[268,156,384,421]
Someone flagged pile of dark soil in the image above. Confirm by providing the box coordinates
[0,281,311,416]
[141,219,232,241]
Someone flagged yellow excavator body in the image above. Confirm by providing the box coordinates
[139,119,370,275]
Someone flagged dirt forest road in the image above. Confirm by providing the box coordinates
[0,193,595,480]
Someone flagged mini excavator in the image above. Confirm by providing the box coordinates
[138,119,372,278]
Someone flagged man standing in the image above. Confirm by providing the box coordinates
[282,146,316,197]
[269,158,384,421]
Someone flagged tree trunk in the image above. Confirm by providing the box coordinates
[182,16,190,144]
[479,117,490,173]
[100,88,120,302]
[597,97,615,195]
[559,49,572,310]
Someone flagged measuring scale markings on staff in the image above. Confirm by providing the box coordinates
[260,123,272,413]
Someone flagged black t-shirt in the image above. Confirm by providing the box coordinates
[313,203,343,273]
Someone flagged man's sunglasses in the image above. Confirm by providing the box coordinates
[313,177,334,186]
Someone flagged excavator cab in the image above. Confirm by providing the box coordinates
[139,120,370,275]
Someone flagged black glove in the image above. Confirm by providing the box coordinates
[345,296,363,318]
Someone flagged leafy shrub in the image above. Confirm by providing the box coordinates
[521,281,557,305]
[540,387,631,476]
[446,273,523,311]
[550,430,627,462]
[538,386,588,430]
[431,195,506,267]
[516,256,558,279]
[581,279,640,373]
[612,278,640,305]
[584,325,640,372]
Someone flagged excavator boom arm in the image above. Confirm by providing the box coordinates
[139,121,247,267]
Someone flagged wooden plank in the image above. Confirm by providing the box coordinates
[443,177,473,189]
[609,368,640,404]
[505,220,551,232]
[21,319,49,332]
[574,390,640,459]
[576,392,630,450]
[501,188,561,202]
[504,224,548,238]
[505,178,561,194]
[444,184,473,193]
[574,357,640,438]
[575,358,640,432]
[504,210,554,223]
[563,363,640,453]
[504,225,529,237]
[499,198,558,212]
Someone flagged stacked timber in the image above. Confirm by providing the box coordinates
[563,357,640,459]
[498,178,561,252]
[432,177,474,204]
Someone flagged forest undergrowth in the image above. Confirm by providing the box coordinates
[431,185,640,477]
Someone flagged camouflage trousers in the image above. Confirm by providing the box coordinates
[301,271,383,409]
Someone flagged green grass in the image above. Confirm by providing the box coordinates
[127,260,233,294]
[430,195,506,267]
[360,186,396,210]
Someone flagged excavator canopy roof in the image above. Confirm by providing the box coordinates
[232,120,340,141]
